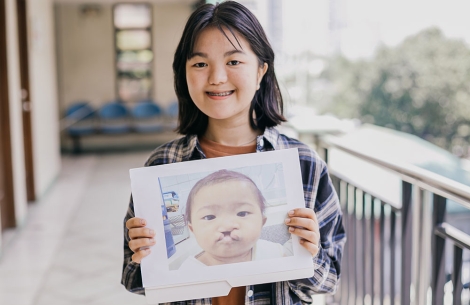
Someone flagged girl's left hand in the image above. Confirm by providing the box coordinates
[285,208,320,257]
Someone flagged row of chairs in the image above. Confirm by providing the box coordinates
[64,99,178,152]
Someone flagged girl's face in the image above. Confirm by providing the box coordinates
[186,27,268,126]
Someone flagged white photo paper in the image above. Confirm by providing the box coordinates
[130,148,314,304]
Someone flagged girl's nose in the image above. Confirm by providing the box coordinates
[208,65,227,85]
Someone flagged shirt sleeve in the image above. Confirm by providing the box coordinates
[287,158,346,302]
[121,195,146,295]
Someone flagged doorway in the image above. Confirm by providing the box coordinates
[0,0,17,230]
[17,0,35,202]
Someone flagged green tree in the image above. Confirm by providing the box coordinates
[323,28,470,156]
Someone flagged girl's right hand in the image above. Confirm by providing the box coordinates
[126,217,156,263]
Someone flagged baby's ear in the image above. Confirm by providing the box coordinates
[188,223,194,232]
[262,216,267,226]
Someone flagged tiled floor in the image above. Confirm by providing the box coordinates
[0,151,151,305]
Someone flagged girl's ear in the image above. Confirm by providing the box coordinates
[256,63,268,90]
[262,216,267,226]
[188,223,194,232]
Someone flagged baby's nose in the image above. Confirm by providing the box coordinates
[217,219,240,232]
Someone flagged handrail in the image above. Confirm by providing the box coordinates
[320,135,470,209]
[435,223,470,250]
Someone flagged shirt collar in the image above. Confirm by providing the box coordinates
[261,127,281,150]
[182,127,281,160]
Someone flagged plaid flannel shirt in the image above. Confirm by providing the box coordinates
[122,127,346,305]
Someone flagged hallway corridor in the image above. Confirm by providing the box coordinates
[0,151,151,305]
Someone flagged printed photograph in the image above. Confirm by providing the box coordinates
[158,163,293,270]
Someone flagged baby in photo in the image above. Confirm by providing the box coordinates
[183,169,290,267]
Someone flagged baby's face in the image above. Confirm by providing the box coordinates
[188,180,266,265]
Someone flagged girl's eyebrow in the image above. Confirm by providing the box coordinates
[189,49,245,59]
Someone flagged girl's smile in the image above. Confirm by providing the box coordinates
[206,90,235,99]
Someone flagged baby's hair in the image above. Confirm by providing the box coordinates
[184,169,266,224]
[173,1,286,136]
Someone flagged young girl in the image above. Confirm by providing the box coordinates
[122,1,346,304]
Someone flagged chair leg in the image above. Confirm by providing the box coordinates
[71,135,82,154]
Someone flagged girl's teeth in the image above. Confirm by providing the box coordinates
[209,91,232,96]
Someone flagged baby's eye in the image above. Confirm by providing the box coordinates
[227,60,240,66]
[202,215,215,220]
[237,211,250,217]
[193,62,207,68]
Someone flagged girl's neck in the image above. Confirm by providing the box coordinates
[204,119,261,147]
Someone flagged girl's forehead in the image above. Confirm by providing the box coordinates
[192,26,245,52]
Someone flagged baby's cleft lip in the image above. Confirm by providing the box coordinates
[216,231,240,243]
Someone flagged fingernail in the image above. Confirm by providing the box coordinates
[149,238,155,244]
[141,219,146,225]
[288,210,294,216]
[285,218,291,224]
[289,227,294,232]
[149,229,155,235]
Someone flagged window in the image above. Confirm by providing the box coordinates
[113,3,153,103]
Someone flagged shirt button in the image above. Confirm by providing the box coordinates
[247,290,254,297]
[259,139,264,147]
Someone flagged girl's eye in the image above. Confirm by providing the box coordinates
[202,215,215,220]
[227,60,240,66]
[193,62,207,68]
[237,211,250,217]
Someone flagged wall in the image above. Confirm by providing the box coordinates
[55,2,192,112]
[55,3,115,114]
[27,0,61,199]
[153,3,191,108]
[5,0,28,226]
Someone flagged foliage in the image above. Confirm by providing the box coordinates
[322,28,470,156]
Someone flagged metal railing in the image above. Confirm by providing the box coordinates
[313,134,470,305]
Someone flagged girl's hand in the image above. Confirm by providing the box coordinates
[285,208,320,257]
[126,217,156,263]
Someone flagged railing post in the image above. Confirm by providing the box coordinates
[401,181,413,305]
[390,210,396,305]
[431,194,447,305]
[452,245,463,305]
[323,147,329,165]
[380,203,385,305]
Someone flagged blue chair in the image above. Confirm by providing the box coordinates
[132,100,165,133]
[65,102,96,135]
[165,101,179,130]
[98,101,131,134]
[166,101,179,118]
[64,102,96,153]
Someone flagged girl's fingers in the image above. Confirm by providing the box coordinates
[299,238,320,257]
[132,248,151,264]
[126,217,147,229]
[129,227,156,240]
[288,226,319,244]
[285,208,321,256]
[285,217,316,232]
[129,237,156,253]
[288,208,317,222]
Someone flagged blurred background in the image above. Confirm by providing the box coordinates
[0,0,469,304]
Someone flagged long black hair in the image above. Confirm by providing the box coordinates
[173,1,286,135]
